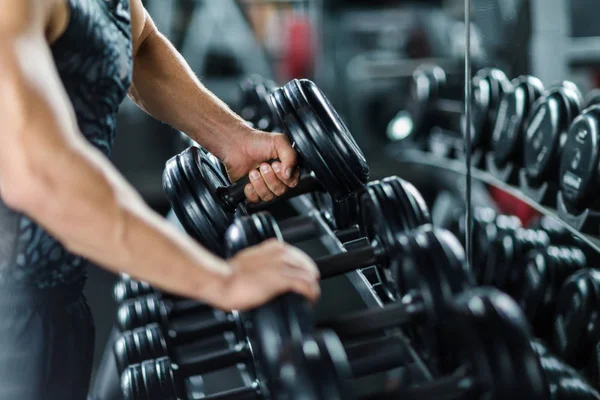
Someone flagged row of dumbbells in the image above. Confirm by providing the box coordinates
[450,207,600,387]
[401,63,600,224]
[110,75,600,399]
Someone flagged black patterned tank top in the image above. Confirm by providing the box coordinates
[0,0,133,288]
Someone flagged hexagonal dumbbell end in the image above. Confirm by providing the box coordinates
[121,358,181,400]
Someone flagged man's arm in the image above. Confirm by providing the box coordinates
[129,1,301,203]
[0,0,318,309]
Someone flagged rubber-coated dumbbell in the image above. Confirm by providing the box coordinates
[522,82,582,186]
[466,68,511,152]
[491,75,545,168]
[451,207,522,284]
[113,310,246,374]
[228,177,433,301]
[163,79,369,256]
[518,246,587,337]
[277,288,552,400]
[403,64,464,141]
[116,294,214,332]
[239,74,278,132]
[553,269,600,377]
[559,105,600,211]
[480,227,550,292]
[227,213,471,379]
[309,191,361,231]
[122,354,267,400]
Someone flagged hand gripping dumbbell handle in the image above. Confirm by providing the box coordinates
[218,173,322,210]
[178,342,250,376]
[168,314,238,343]
[318,302,427,340]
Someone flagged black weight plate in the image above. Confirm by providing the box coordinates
[314,331,355,400]
[523,91,565,181]
[309,192,337,229]
[287,81,362,194]
[450,288,548,400]
[396,227,473,372]
[173,152,224,256]
[553,269,600,366]
[469,68,511,149]
[384,176,431,227]
[179,150,232,252]
[298,79,370,186]
[163,156,205,242]
[152,357,184,400]
[492,76,544,166]
[360,181,411,300]
[270,88,342,199]
[408,65,446,136]
[283,82,357,199]
[559,106,600,209]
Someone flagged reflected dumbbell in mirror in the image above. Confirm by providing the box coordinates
[164,79,369,256]
[489,75,544,180]
[521,82,582,196]
[387,64,463,146]
[464,68,511,159]
[116,293,214,332]
[278,289,554,400]
[553,269,600,386]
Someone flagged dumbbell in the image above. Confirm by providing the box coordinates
[228,177,433,300]
[163,79,369,256]
[278,288,552,400]
[466,68,511,152]
[239,74,278,132]
[553,269,600,378]
[451,207,522,283]
[480,227,550,292]
[113,310,247,374]
[116,293,215,332]
[517,246,587,336]
[403,64,464,140]
[122,354,268,400]
[309,191,361,231]
[522,82,582,186]
[228,210,472,379]
[491,75,545,168]
[558,103,600,212]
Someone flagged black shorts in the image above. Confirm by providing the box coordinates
[0,281,95,400]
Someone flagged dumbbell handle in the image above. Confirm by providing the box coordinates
[278,215,361,244]
[178,342,250,376]
[319,302,426,340]
[169,299,212,318]
[315,242,382,279]
[168,314,239,344]
[218,173,322,210]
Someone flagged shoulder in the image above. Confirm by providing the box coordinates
[0,0,59,37]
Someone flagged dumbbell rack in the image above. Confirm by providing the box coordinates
[389,146,600,254]
[174,194,434,398]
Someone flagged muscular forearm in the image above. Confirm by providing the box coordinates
[130,28,250,159]
[0,32,231,304]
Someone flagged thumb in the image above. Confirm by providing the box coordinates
[272,133,297,179]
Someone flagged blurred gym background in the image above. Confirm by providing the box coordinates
[88,0,600,381]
